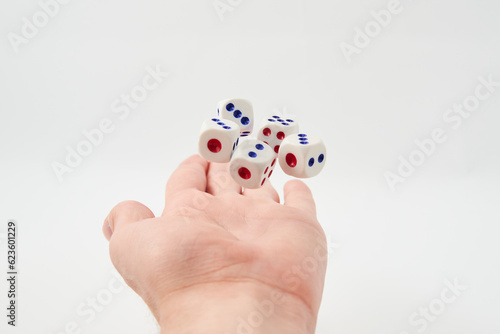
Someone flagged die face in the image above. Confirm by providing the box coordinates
[199,118,240,163]
[303,142,326,177]
[278,134,326,178]
[229,139,275,189]
[257,116,299,154]
[264,156,278,185]
[217,98,254,137]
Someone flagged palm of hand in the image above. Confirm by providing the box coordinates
[104,155,327,322]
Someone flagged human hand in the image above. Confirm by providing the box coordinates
[103,155,328,333]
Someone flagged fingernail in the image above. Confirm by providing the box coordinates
[103,220,113,240]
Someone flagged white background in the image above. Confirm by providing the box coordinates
[1,0,499,333]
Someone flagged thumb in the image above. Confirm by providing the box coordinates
[103,200,155,241]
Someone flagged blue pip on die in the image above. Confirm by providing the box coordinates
[257,115,299,154]
[217,98,254,137]
[229,139,276,189]
[278,133,326,178]
[198,118,240,163]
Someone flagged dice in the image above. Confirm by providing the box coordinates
[257,115,299,154]
[198,118,240,163]
[278,134,326,178]
[229,139,277,189]
[217,98,254,137]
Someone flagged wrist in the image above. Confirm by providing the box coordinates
[158,280,317,334]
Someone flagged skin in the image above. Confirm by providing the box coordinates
[103,155,328,333]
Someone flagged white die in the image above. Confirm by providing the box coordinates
[257,115,299,154]
[217,98,254,137]
[229,139,277,189]
[278,134,326,178]
[198,118,240,163]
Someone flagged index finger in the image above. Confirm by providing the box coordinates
[164,155,209,204]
